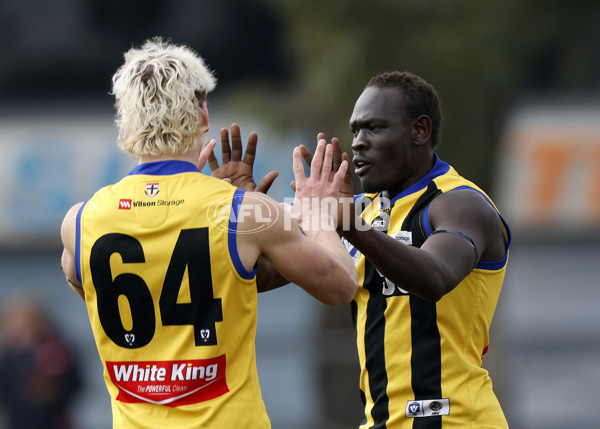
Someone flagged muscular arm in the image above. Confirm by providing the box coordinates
[256,256,289,292]
[342,189,506,302]
[60,202,85,300]
[237,194,357,305]
[238,142,358,304]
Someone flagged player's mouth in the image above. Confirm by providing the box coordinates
[353,157,371,176]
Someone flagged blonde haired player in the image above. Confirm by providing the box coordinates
[60,38,357,429]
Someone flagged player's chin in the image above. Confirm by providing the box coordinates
[358,177,379,194]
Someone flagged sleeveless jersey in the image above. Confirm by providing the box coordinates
[347,155,511,429]
[75,161,270,429]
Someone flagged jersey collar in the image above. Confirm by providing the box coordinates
[127,160,201,176]
[384,154,450,208]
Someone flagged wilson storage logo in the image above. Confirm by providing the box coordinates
[118,198,185,210]
[119,199,132,210]
[106,355,229,406]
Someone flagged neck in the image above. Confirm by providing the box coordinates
[138,153,197,165]
[381,152,437,201]
[137,144,201,166]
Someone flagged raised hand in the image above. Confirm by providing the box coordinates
[291,139,349,233]
[292,133,355,233]
[292,133,352,196]
[208,123,279,193]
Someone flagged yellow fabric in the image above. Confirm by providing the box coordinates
[352,160,509,429]
[77,162,270,429]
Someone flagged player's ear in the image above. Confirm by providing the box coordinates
[412,115,432,146]
[196,91,209,128]
[201,101,210,128]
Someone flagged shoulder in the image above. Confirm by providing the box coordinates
[61,202,84,230]
[61,202,84,250]
[236,192,291,237]
[429,188,499,229]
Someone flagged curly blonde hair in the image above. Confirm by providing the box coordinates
[111,37,216,158]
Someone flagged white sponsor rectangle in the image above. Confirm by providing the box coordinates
[394,231,412,245]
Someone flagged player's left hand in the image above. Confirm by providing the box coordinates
[208,123,279,193]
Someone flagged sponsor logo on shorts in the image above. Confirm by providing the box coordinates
[406,398,450,418]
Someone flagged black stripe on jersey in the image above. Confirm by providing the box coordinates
[362,260,390,428]
[402,182,442,247]
[359,183,443,429]
[404,182,443,429]
[352,300,370,420]
[410,296,442,429]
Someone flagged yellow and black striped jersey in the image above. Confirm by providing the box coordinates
[347,155,511,429]
[75,160,270,429]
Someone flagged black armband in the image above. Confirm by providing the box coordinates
[429,229,478,266]
[67,278,83,290]
[61,265,83,289]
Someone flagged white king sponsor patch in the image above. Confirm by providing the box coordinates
[106,355,229,407]
[406,398,450,418]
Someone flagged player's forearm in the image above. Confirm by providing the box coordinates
[256,257,290,292]
[310,229,358,303]
[342,217,448,302]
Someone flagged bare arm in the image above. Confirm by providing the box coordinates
[342,189,507,302]
[253,206,357,305]
[237,141,357,305]
[60,202,85,300]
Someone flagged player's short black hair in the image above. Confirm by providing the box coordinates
[366,71,442,148]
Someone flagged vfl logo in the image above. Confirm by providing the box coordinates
[145,182,160,198]
[119,199,132,210]
[124,332,135,346]
[200,329,210,342]
[408,402,421,415]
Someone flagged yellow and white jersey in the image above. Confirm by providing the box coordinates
[347,155,511,429]
[75,161,270,429]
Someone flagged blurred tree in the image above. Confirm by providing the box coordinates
[223,0,600,189]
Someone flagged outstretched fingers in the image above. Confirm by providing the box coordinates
[219,127,232,163]
[299,145,313,167]
[292,146,307,188]
[320,143,334,183]
[207,147,220,172]
[242,131,259,165]
[229,123,243,161]
[331,159,349,191]
[198,139,217,170]
[255,171,279,194]
[310,139,326,180]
